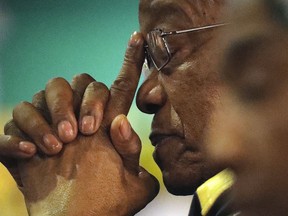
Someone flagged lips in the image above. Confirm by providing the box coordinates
[149,129,203,169]
[149,133,180,147]
[149,130,198,151]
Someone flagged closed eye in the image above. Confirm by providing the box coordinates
[222,36,272,101]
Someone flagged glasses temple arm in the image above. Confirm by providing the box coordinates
[161,23,229,36]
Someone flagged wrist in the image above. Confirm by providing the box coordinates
[25,176,75,216]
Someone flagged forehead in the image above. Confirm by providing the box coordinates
[139,0,223,32]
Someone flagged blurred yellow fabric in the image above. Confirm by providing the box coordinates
[0,107,28,215]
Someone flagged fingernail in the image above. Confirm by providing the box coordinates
[43,134,62,151]
[129,31,140,47]
[58,120,74,139]
[81,115,95,134]
[19,141,36,154]
[120,116,132,141]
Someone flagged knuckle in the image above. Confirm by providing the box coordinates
[50,101,68,117]
[46,77,66,87]
[13,101,31,114]
[73,88,83,102]
[88,81,109,95]
[12,102,34,128]
[72,74,95,91]
[32,90,45,100]
[4,120,28,139]
[32,90,46,106]
[81,99,105,116]
[140,170,160,195]
[72,74,96,102]
[111,75,135,93]
[30,122,50,135]
[72,73,94,82]
[123,56,139,71]
[124,54,137,65]
[82,85,108,111]
[4,120,15,135]
[93,81,108,90]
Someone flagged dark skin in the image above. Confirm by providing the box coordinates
[0,0,225,214]
[137,0,224,194]
[207,1,288,215]
[2,33,159,215]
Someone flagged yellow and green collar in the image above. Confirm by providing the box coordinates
[196,169,234,216]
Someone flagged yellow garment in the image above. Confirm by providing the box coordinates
[197,169,234,216]
[0,107,28,216]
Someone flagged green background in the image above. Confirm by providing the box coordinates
[0,1,193,215]
[1,0,139,105]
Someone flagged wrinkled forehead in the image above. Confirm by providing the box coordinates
[139,0,223,33]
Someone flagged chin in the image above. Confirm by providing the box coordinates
[161,161,221,195]
[161,166,206,195]
[164,180,198,195]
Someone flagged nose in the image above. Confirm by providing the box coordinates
[136,71,167,114]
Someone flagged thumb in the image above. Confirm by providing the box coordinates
[110,114,141,174]
[104,32,145,126]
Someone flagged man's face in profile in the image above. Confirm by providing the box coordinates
[136,0,224,195]
[206,1,288,215]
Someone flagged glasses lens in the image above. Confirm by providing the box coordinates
[146,30,170,70]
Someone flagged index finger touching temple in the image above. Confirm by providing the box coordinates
[104,32,145,125]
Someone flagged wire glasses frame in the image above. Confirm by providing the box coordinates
[144,23,228,71]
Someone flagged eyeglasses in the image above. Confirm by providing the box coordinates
[144,23,228,71]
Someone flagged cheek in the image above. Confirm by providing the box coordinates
[159,43,220,138]
[254,118,288,172]
[161,72,219,142]
[244,99,288,205]
[235,107,288,193]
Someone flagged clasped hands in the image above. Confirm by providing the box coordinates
[0,32,159,216]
